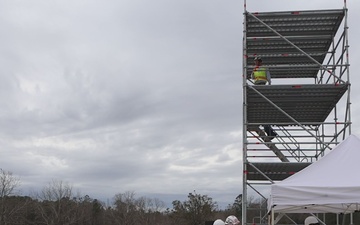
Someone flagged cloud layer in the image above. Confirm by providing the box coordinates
[0,0,359,208]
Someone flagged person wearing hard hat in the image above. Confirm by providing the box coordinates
[213,219,225,225]
[251,56,271,85]
[304,216,320,225]
[224,215,241,225]
[251,56,277,139]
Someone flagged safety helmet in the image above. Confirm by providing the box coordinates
[225,215,240,225]
[254,56,262,62]
[304,216,319,225]
[213,219,225,225]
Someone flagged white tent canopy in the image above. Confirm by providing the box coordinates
[268,134,360,214]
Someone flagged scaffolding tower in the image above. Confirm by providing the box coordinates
[242,1,351,225]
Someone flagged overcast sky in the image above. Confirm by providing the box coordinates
[1,0,360,208]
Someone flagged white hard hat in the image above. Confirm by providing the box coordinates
[213,219,225,225]
[304,216,319,225]
[225,215,240,225]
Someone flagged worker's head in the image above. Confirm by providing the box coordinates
[304,216,320,225]
[213,219,225,225]
[224,215,240,225]
[254,56,262,66]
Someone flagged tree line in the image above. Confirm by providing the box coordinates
[1,168,359,225]
[0,168,243,225]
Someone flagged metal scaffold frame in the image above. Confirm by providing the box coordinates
[241,1,351,225]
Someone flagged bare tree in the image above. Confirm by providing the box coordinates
[110,191,167,225]
[111,191,138,225]
[0,168,21,225]
[34,179,84,225]
[0,168,20,198]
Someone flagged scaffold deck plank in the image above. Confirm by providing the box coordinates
[247,162,311,181]
[246,84,348,124]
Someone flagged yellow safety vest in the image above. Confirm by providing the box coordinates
[253,66,267,81]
